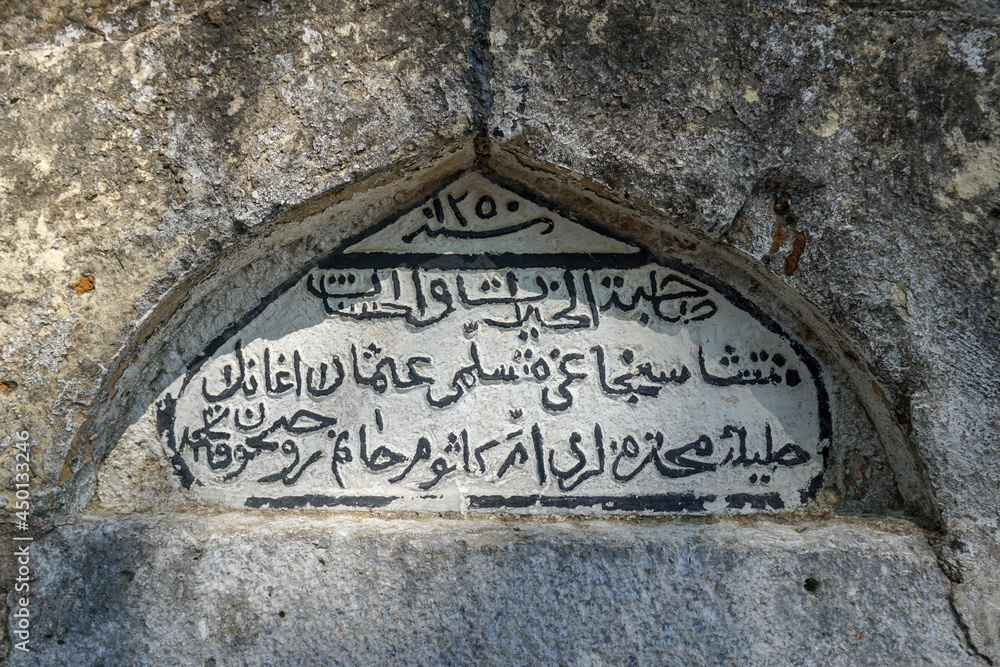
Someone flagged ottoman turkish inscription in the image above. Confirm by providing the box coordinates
[156,172,831,513]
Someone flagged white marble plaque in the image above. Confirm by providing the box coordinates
[156,172,831,513]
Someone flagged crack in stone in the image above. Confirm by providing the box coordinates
[933,540,994,665]
[948,589,994,665]
[466,0,496,131]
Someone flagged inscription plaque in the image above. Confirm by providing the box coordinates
[157,172,831,513]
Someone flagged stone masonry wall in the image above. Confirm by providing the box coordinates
[0,0,998,664]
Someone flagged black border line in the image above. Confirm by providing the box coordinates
[157,169,833,513]
[245,495,399,509]
[468,493,716,512]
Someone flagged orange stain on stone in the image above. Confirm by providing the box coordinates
[73,274,95,293]
[783,233,807,276]
[769,226,786,254]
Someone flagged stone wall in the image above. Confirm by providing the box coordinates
[1,0,998,664]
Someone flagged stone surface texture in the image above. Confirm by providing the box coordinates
[0,0,997,664]
[9,515,987,667]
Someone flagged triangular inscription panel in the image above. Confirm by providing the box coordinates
[156,172,831,513]
[345,172,640,255]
